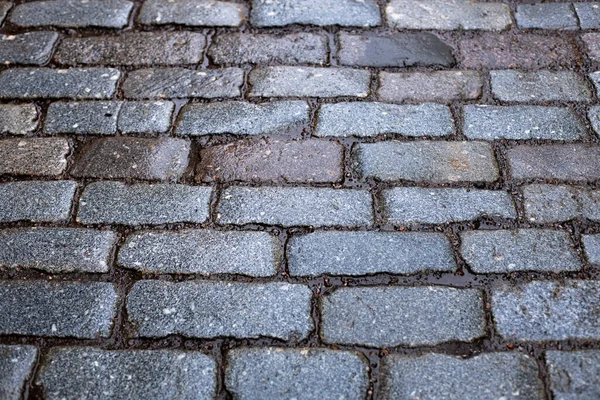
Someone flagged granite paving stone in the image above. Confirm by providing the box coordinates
[583,234,600,265]
[523,184,582,223]
[516,3,578,30]
[582,33,600,62]
[546,351,600,400]
[0,281,117,338]
[0,2,10,24]
[0,181,76,223]
[0,138,70,176]
[491,70,592,102]
[117,101,174,134]
[45,101,122,135]
[118,230,279,276]
[575,3,600,29]
[588,71,600,95]
[0,32,59,65]
[0,104,38,134]
[127,280,313,340]
[0,345,37,400]
[138,0,246,27]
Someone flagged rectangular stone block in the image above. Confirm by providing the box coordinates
[0,345,37,400]
[522,184,598,223]
[583,234,600,265]
[491,70,591,102]
[354,141,498,183]
[287,231,456,276]
[138,0,246,26]
[575,3,600,29]
[0,2,10,24]
[0,32,59,65]
[77,182,211,225]
[0,104,38,134]
[0,138,69,176]
[583,33,600,62]
[217,186,373,227]
[45,101,122,135]
[117,101,174,134]
[0,281,117,338]
[0,181,76,223]
[248,67,370,98]
[516,3,578,30]
[546,351,600,400]
[127,280,313,340]
[321,286,485,347]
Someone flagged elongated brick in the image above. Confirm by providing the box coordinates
[576,3,600,29]
[217,186,372,227]
[492,280,600,341]
[38,348,216,400]
[138,0,246,26]
[516,3,578,30]
[78,182,211,225]
[0,32,59,65]
[0,281,117,338]
[288,231,455,276]
[316,102,454,137]
[0,104,38,134]
[0,181,76,223]
[383,188,516,225]
[583,234,600,265]
[322,286,485,347]
[546,351,600,400]
[45,101,122,135]
[0,345,37,400]
[523,184,582,223]
[118,101,174,134]
[378,71,482,102]
[127,280,313,340]
[0,138,69,176]
[491,70,591,102]
[118,230,279,276]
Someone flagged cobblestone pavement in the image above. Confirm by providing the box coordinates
[1,0,600,399]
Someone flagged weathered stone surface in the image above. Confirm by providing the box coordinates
[575,3,600,29]
[127,280,313,340]
[78,182,211,225]
[197,138,343,183]
[491,70,591,102]
[175,101,309,136]
[315,102,454,137]
[0,104,38,134]
[250,0,380,27]
[354,141,498,183]
[0,181,76,223]
[226,348,369,400]
[582,33,600,62]
[383,188,516,225]
[546,351,600,400]
[378,71,482,103]
[209,32,327,65]
[460,229,581,273]
[322,286,485,347]
[249,67,370,98]
[463,106,585,140]
[492,280,600,341]
[10,0,133,28]
[71,137,189,181]
[588,71,600,96]
[583,234,600,265]
[516,3,578,30]
[0,281,117,338]
[523,184,581,223]
[38,348,216,400]
[0,228,116,273]
[0,68,120,99]
[0,345,37,400]
[118,230,279,276]
[386,0,511,30]
[379,353,544,400]
[138,0,246,26]
[45,101,122,135]
[338,32,454,67]
[287,231,455,276]
[118,101,174,134]
[55,32,205,66]
[0,2,11,24]
[217,186,372,227]
[0,138,69,176]
[123,68,243,99]
[0,32,59,65]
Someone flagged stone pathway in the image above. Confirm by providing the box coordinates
[0,0,599,399]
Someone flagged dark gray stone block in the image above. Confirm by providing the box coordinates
[45,101,122,135]
[118,101,174,134]
[0,345,37,400]
[516,3,578,30]
[0,32,59,65]
[575,3,600,29]
[0,181,76,223]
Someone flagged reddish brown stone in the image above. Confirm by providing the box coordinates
[196,138,343,183]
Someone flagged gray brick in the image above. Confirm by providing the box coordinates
[77,182,211,225]
[118,101,174,134]
[0,228,116,273]
[322,286,485,347]
[516,3,578,30]
[546,351,600,400]
[0,104,38,134]
[250,0,380,27]
[248,67,370,98]
[208,32,327,65]
[0,138,69,176]
[217,186,372,227]
[118,230,279,276]
[0,345,37,400]
[378,71,483,103]
[0,2,11,24]
[491,70,591,103]
[492,280,600,341]
[10,0,133,28]
[0,32,59,65]
[386,0,511,30]
[0,281,117,338]
[507,144,600,181]
[338,32,454,67]
[315,102,454,138]
[138,0,246,27]
[463,106,585,141]
[288,231,455,276]
[380,353,544,400]
[226,348,369,400]
[461,229,581,273]
[123,68,243,99]
[45,101,122,135]
[354,141,498,183]
[175,101,309,136]
[38,348,216,400]
[583,234,600,265]
[523,184,581,223]
[127,280,313,340]
[582,34,600,63]
[0,68,120,100]
[71,137,189,181]
[383,188,516,225]
[0,181,76,223]
[55,32,205,66]
[575,3,600,29]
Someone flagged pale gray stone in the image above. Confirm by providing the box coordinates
[0,181,76,223]
[491,70,591,102]
[523,184,581,223]
[378,71,483,102]
[546,351,600,400]
[138,0,246,26]
[583,234,600,265]
[0,345,37,400]
[516,3,578,30]
[575,3,600,29]
[0,104,38,134]
[118,101,174,134]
